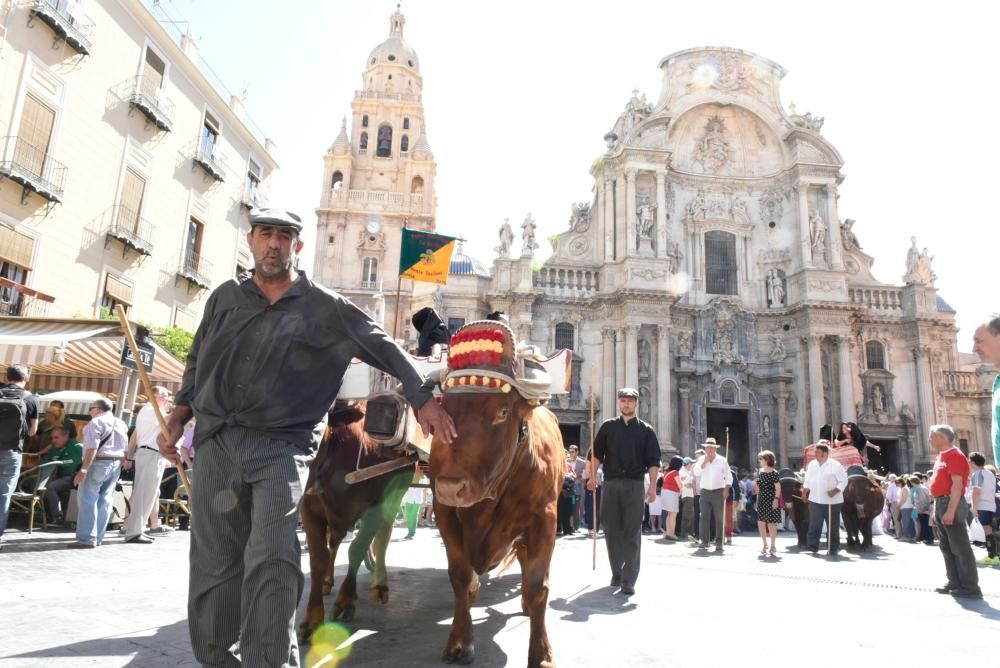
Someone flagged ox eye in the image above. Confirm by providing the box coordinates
[494,407,509,423]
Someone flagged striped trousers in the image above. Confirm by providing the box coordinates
[188,427,312,667]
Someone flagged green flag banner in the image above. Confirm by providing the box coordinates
[398,228,456,285]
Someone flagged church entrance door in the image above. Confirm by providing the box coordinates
[705,408,750,473]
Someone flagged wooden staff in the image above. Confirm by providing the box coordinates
[589,366,597,570]
[720,427,729,551]
[115,305,192,502]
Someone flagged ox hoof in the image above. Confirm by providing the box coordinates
[371,584,390,604]
[332,603,356,622]
[443,645,475,665]
[296,623,314,645]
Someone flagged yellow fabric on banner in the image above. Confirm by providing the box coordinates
[400,240,455,285]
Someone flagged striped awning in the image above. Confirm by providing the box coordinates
[29,336,185,395]
[0,318,119,366]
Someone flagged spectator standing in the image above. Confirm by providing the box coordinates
[693,438,732,552]
[971,317,1000,469]
[567,445,586,530]
[691,448,705,536]
[678,457,696,540]
[122,387,174,544]
[0,364,38,550]
[969,452,997,558]
[928,425,981,599]
[899,477,915,540]
[802,442,847,556]
[885,474,902,538]
[71,398,128,548]
[911,474,934,545]
[583,462,603,532]
[590,387,660,595]
[647,470,663,534]
[725,465,742,544]
[661,457,682,540]
[756,450,781,557]
[41,426,83,524]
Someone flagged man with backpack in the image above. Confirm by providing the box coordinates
[0,364,39,550]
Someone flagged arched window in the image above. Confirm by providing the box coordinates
[361,115,369,128]
[554,322,574,350]
[403,117,410,130]
[865,341,885,370]
[376,124,393,157]
[705,230,738,295]
[400,134,409,153]
[410,176,424,194]
[331,171,343,190]
[361,257,378,286]
[359,132,368,151]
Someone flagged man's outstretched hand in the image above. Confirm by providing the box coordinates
[417,399,457,444]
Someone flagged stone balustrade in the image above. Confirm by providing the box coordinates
[849,286,903,311]
[942,370,991,394]
[326,189,430,214]
[533,266,600,298]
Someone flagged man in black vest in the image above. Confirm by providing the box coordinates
[0,364,39,550]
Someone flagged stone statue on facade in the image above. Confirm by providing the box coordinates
[637,199,655,239]
[666,241,684,275]
[712,309,738,367]
[731,197,752,226]
[495,218,514,258]
[762,414,770,436]
[873,384,886,414]
[639,386,651,422]
[903,237,936,285]
[623,89,652,135]
[692,115,730,173]
[809,208,826,255]
[769,334,785,361]
[686,190,708,221]
[569,202,591,232]
[840,218,861,250]
[789,104,825,132]
[766,268,785,307]
[520,213,538,257]
[676,330,693,358]
[638,339,651,379]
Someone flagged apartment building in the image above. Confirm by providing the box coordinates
[0,0,277,331]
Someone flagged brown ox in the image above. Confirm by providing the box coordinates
[431,392,563,668]
[298,404,415,640]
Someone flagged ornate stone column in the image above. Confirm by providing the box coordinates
[678,386,691,456]
[604,179,615,261]
[625,170,637,256]
[837,336,854,423]
[624,325,639,390]
[655,171,668,259]
[806,335,825,440]
[615,328,625,393]
[826,185,843,270]
[775,384,789,466]
[655,325,672,449]
[602,328,616,423]
[913,346,935,462]
[798,185,812,269]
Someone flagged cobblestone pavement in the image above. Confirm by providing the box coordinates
[1,522,998,667]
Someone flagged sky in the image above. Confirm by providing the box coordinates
[162,0,995,351]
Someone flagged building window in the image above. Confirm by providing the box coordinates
[102,272,133,314]
[200,110,220,158]
[361,257,378,287]
[361,114,369,128]
[705,230,738,295]
[0,226,38,275]
[0,262,29,315]
[411,176,424,194]
[116,167,147,234]
[235,244,251,278]
[246,158,262,205]
[959,438,969,454]
[139,46,167,102]
[403,117,410,130]
[15,93,56,178]
[448,318,465,336]
[554,322,574,350]
[331,170,344,190]
[400,134,409,153]
[376,124,393,157]
[173,307,195,332]
[865,341,885,370]
[359,132,368,151]
[185,218,204,272]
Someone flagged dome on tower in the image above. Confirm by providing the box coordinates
[366,9,420,73]
[450,245,491,278]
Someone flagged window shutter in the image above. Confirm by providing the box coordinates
[117,168,146,230]
[16,94,55,175]
[104,273,134,305]
[0,226,37,268]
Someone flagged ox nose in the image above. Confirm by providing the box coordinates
[435,476,470,505]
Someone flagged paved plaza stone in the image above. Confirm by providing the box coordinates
[1,523,998,666]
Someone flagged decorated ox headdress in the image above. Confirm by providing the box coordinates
[442,320,552,403]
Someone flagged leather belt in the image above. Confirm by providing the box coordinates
[95,455,124,461]
[139,445,160,453]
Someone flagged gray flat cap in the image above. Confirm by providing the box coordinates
[249,208,303,233]
[617,387,639,399]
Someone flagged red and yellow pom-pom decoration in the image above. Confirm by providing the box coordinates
[448,328,506,371]
[443,375,512,393]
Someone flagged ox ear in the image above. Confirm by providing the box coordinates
[512,394,536,420]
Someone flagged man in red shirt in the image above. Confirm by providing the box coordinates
[928,424,981,599]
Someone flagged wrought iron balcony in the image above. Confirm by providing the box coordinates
[240,184,264,209]
[0,277,53,317]
[193,144,226,182]
[105,205,155,256]
[177,251,212,290]
[0,135,67,204]
[29,0,95,56]
[127,75,175,132]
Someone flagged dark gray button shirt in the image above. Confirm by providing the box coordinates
[175,271,431,454]
[593,416,661,480]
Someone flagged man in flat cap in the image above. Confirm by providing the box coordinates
[589,387,661,596]
[159,208,457,667]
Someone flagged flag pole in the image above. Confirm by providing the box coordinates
[721,426,729,551]
[589,365,597,570]
[391,274,403,342]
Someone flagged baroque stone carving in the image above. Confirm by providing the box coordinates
[769,334,785,361]
[639,339,651,379]
[358,231,387,250]
[808,279,840,293]
[568,236,590,257]
[759,248,791,265]
[730,197,752,226]
[637,197,655,239]
[628,267,667,281]
[688,51,763,97]
[903,237,936,286]
[569,202,591,233]
[685,189,731,222]
[766,268,786,308]
[712,307,739,367]
[809,208,826,255]
[495,218,514,258]
[676,331,693,357]
[691,115,730,173]
[759,188,784,224]
[520,213,538,257]
[789,103,825,132]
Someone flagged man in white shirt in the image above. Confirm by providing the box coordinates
[801,442,848,556]
[122,387,173,544]
[693,438,732,552]
[969,452,997,558]
[885,474,902,538]
[678,457,696,540]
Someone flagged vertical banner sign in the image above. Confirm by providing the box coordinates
[399,228,457,285]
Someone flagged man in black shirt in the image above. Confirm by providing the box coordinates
[159,208,456,667]
[590,387,661,595]
[0,364,38,550]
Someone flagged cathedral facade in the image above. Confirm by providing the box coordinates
[444,48,994,472]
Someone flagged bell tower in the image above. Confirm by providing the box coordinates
[314,7,437,334]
